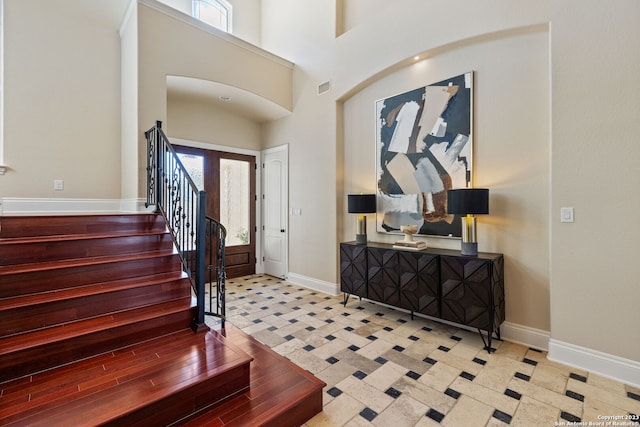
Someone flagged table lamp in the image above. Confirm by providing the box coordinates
[348,194,376,244]
[447,188,489,256]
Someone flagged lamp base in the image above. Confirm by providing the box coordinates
[460,242,478,256]
[355,233,367,245]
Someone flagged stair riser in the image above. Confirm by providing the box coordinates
[0,308,196,382]
[1,279,192,336]
[0,234,174,266]
[0,254,183,298]
[112,365,250,427]
[0,214,167,239]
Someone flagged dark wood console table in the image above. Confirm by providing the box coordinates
[339,242,505,353]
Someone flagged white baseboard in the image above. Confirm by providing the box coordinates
[286,272,340,296]
[501,321,550,351]
[120,198,155,213]
[0,197,157,215]
[284,272,550,351]
[1,197,124,215]
[548,339,640,388]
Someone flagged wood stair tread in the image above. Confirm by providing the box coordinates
[0,232,174,267]
[0,298,194,355]
[0,271,188,311]
[0,214,167,239]
[0,229,169,245]
[0,248,178,276]
[0,329,254,427]
[180,324,325,427]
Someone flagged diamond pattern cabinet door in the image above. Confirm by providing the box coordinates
[398,251,439,317]
[440,256,493,331]
[340,243,368,298]
[367,247,400,307]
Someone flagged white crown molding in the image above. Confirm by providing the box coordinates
[286,272,340,296]
[549,338,640,388]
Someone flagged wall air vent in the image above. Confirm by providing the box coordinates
[318,80,331,95]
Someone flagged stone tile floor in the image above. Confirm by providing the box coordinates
[207,275,640,426]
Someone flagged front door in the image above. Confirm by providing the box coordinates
[175,145,256,278]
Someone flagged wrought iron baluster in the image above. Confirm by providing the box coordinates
[144,121,227,331]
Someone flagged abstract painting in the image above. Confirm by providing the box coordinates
[376,72,473,237]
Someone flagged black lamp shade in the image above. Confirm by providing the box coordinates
[447,188,489,215]
[348,194,376,214]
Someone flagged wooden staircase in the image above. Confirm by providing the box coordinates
[0,214,253,426]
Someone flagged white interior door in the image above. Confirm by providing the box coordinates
[262,145,288,279]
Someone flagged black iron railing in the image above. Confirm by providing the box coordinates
[145,121,226,330]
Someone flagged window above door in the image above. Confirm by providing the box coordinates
[192,0,232,33]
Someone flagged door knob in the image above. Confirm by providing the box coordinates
[280,229,285,233]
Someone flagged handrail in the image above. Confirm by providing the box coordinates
[145,121,226,331]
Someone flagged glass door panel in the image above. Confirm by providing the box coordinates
[176,153,204,191]
[220,158,250,247]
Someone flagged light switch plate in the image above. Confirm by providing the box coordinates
[560,207,574,223]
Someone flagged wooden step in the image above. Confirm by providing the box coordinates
[0,231,174,266]
[0,271,191,337]
[0,212,325,425]
[0,250,183,298]
[180,324,325,427]
[0,329,253,427]
[0,213,167,239]
[0,298,196,382]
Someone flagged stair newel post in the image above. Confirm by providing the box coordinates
[192,190,209,332]
[154,121,164,214]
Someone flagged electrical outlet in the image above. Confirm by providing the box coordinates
[54,179,64,191]
[560,207,574,223]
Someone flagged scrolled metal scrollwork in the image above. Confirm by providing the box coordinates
[145,121,227,330]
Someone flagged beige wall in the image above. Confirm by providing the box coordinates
[157,0,262,46]
[1,0,638,369]
[261,0,640,365]
[230,0,261,46]
[133,1,292,197]
[342,27,550,331]
[549,0,640,361]
[262,0,339,283]
[0,0,125,199]
[167,94,261,151]
[338,0,390,35]
[120,1,139,202]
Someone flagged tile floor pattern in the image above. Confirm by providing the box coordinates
[206,275,640,427]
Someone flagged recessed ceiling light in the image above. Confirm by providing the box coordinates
[414,55,420,61]
[219,95,231,101]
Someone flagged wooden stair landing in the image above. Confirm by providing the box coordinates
[0,328,253,426]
